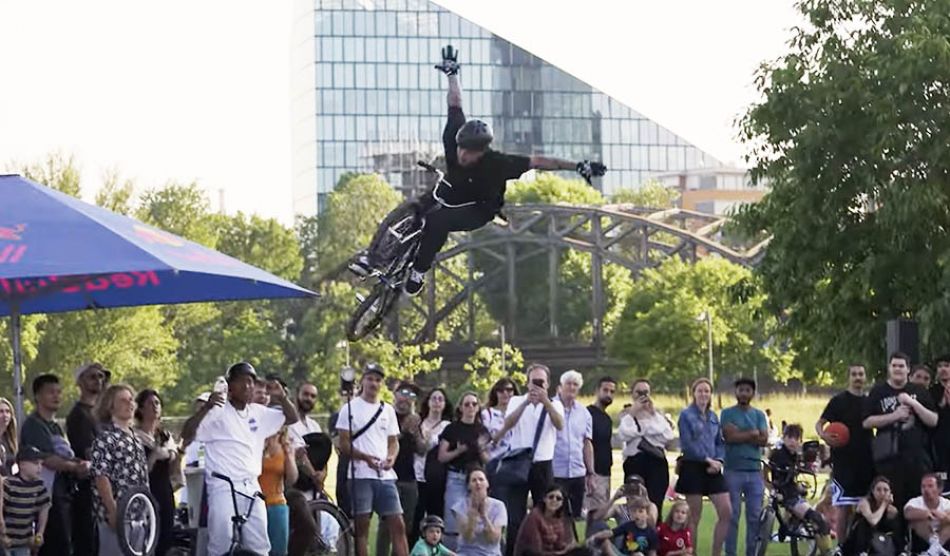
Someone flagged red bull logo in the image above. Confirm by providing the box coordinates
[134,225,185,247]
[0,271,161,298]
[0,224,27,265]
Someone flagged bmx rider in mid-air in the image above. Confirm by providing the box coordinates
[349,45,607,296]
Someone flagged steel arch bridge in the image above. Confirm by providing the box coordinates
[395,203,767,362]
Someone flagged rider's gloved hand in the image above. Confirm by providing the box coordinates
[434,44,460,75]
[576,160,607,184]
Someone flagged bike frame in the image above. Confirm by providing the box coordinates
[210,472,265,555]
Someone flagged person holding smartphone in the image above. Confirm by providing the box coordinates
[618,379,674,516]
[493,363,565,556]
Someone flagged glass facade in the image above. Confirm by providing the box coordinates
[291,0,723,215]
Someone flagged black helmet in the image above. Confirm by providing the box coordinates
[455,119,493,150]
[226,361,258,382]
[420,515,445,531]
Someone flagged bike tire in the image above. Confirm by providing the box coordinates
[116,485,159,556]
[753,506,775,556]
[788,521,818,556]
[346,283,399,341]
[308,499,355,556]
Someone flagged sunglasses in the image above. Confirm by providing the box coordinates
[462,401,479,407]
[634,389,650,397]
[397,389,417,398]
[546,494,563,501]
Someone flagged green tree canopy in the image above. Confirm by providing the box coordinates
[735,0,950,371]
[610,180,680,209]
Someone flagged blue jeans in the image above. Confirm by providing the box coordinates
[442,470,468,549]
[267,504,289,556]
[724,469,764,556]
[351,479,403,517]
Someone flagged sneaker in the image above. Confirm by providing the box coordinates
[404,269,425,296]
[348,254,372,277]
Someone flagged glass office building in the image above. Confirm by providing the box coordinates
[292,0,723,215]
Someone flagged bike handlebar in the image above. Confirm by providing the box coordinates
[210,472,267,501]
[417,160,437,172]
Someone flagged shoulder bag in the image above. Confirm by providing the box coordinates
[486,407,547,489]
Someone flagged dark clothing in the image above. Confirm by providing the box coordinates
[21,412,75,556]
[610,521,659,555]
[840,505,899,556]
[513,507,573,556]
[553,477,585,519]
[439,421,489,472]
[89,424,149,524]
[394,414,419,482]
[143,431,176,556]
[2,475,51,547]
[820,390,873,497]
[767,445,803,504]
[929,383,950,483]
[328,411,352,515]
[503,460,554,556]
[674,459,728,496]
[410,106,530,272]
[66,401,97,556]
[623,452,670,517]
[864,381,936,507]
[588,405,613,477]
[0,436,15,477]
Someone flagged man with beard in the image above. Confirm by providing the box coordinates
[815,364,874,542]
[65,362,109,556]
[721,378,769,556]
[863,352,938,511]
[585,376,617,514]
[931,355,950,492]
[290,382,325,499]
[377,381,421,555]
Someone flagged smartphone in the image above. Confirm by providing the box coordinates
[531,378,544,388]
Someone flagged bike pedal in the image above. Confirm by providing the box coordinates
[355,293,366,303]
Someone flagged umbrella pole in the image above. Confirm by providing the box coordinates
[10,308,24,428]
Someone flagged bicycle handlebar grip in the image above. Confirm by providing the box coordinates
[210,471,233,485]
[417,160,436,172]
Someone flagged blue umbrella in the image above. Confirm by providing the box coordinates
[0,174,316,421]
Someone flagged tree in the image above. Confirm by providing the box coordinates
[461,343,525,397]
[735,0,950,372]
[609,258,793,389]
[610,180,680,208]
[14,151,82,197]
[137,182,219,248]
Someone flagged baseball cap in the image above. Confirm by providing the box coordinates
[73,362,111,383]
[16,445,45,463]
[226,361,258,382]
[363,362,385,379]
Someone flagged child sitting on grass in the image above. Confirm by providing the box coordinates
[656,500,693,556]
[411,515,456,556]
[590,496,659,556]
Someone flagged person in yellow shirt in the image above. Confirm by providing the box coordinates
[260,427,299,556]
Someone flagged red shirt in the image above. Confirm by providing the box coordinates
[657,523,692,556]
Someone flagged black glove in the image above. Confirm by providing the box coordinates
[434,44,460,76]
[576,160,607,184]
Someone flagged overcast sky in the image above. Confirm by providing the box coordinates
[0,1,799,224]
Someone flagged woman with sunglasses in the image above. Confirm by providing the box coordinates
[513,485,591,556]
[439,392,491,549]
[482,378,519,460]
[618,379,674,516]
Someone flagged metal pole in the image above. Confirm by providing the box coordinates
[500,325,506,373]
[706,311,714,386]
[10,308,24,428]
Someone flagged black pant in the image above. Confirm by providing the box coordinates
[623,452,670,516]
[554,477,586,519]
[412,480,444,544]
[40,493,72,556]
[502,460,554,556]
[412,204,493,271]
[71,480,96,556]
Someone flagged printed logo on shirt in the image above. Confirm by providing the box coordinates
[249,417,258,433]
[624,533,648,552]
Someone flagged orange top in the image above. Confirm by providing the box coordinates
[259,449,287,506]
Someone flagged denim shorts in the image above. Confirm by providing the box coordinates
[351,479,403,517]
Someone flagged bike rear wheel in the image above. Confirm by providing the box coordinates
[346,283,399,341]
[788,520,818,556]
[308,499,355,556]
[753,505,775,556]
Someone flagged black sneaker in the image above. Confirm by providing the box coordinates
[404,269,425,296]
[348,254,372,277]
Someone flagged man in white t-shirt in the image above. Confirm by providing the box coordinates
[495,362,565,556]
[289,382,326,498]
[181,361,299,556]
[904,474,950,554]
[336,363,408,556]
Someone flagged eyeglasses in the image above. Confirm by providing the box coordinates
[462,401,479,408]
[634,390,650,397]
[546,494,563,501]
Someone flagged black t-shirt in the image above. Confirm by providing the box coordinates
[929,383,950,471]
[440,106,530,211]
[768,444,800,498]
[394,413,418,482]
[820,390,874,476]
[588,404,613,476]
[66,401,97,461]
[440,420,489,472]
[864,382,936,463]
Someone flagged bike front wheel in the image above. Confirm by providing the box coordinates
[308,499,355,556]
[753,505,775,556]
[346,283,399,341]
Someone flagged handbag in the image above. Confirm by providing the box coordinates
[868,532,896,556]
[871,428,900,463]
[486,407,547,489]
